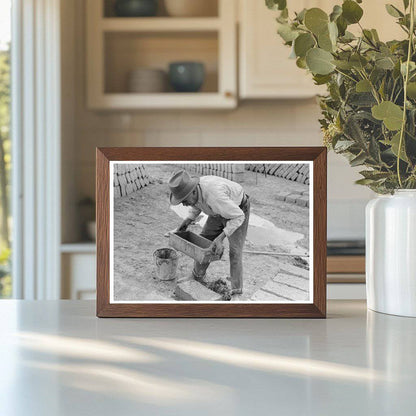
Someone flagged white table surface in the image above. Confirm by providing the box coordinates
[0,300,415,416]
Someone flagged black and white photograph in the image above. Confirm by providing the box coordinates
[110,162,313,303]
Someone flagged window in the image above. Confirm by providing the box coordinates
[0,0,11,298]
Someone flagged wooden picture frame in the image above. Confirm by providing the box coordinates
[97,147,327,318]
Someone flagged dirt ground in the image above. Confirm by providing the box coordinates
[113,164,310,302]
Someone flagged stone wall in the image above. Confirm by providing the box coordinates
[113,164,150,198]
[178,163,246,183]
[246,164,309,185]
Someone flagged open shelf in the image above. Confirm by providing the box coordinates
[90,92,235,109]
[86,0,236,109]
[104,31,218,94]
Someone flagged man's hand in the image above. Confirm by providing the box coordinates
[177,218,192,232]
[210,232,226,256]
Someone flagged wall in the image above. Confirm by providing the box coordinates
[61,0,374,242]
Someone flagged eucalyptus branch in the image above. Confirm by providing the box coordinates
[334,68,358,83]
[397,0,415,187]
[358,22,378,49]
[390,79,398,101]
[358,69,381,104]
[393,86,404,103]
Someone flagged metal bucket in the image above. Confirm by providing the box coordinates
[153,247,179,281]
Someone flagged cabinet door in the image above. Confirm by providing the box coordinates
[62,253,96,300]
[239,0,405,99]
[239,0,321,99]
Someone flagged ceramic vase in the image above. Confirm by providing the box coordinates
[366,190,416,317]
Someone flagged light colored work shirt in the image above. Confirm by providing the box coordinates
[186,176,245,237]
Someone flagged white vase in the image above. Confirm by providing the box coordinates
[366,190,416,317]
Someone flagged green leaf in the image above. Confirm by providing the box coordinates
[385,4,404,18]
[295,8,307,22]
[369,136,381,162]
[362,29,374,44]
[333,59,353,70]
[403,0,410,9]
[313,74,332,85]
[277,23,299,42]
[296,57,307,69]
[382,132,409,162]
[371,29,380,42]
[328,21,338,45]
[344,114,367,147]
[304,8,329,35]
[359,170,391,180]
[339,31,356,42]
[266,0,287,11]
[375,56,395,70]
[350,53,368,69]
[342,0,363,24]
[336,15,348,36]
[350,152,368,167]
[355,178,377,185]
[349,92,377,107]
[294,33,315,57]
[317,23,338,53]
[407,82,416,99]
[372,101,404,130]
[379,78,386,100]
[356,79,372,92]
[334,139,356,152]
[330,5,343,22]
[306,48,335,75]
[401,61,416,76]
[393,61,402,79]
[370,67,386,84]
[318,31,333,52]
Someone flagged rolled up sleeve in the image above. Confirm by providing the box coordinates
[212,197,245,237]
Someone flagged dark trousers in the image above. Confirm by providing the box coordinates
[192,197,250,291]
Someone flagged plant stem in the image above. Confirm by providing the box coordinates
[397,0,415,188]
[334,68,357,83]
[358,69,380,104]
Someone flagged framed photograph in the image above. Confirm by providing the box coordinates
[96,147,327,318]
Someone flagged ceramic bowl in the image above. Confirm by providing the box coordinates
[127,68,167,93]
[168,62,205,93]
[114,0,158,17]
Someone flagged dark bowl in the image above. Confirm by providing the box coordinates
[114,0,158,17]
[168,62,205,93]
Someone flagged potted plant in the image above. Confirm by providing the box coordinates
[266,0,416,316]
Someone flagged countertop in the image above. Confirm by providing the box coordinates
[0,300,415,415]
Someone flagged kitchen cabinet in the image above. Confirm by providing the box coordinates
[239,0,325,99]
[238,0,405,99]
[61,244,96,300]
[86,0,237,109]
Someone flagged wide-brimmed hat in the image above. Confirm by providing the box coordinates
[168,170,199,205]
